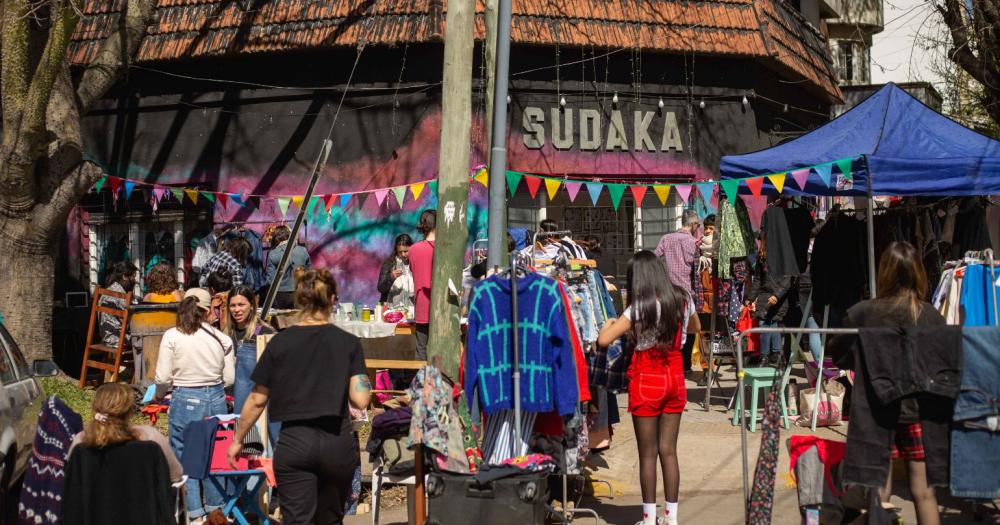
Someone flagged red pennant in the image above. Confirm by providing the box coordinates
[324,194,337,213]
[524,176,542,199]
[217,193,228,210]
[746,177,765,198]
[629,185,648,206]
[108,177,123,197]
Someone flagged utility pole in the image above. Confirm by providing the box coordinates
[486,0,512,268]
[427,0,475,380]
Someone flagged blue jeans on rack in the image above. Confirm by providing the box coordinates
[169,385,227,518]
[234,341,282,445]
[758,322,782,360]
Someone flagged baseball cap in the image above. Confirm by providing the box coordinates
[184,288,213,311]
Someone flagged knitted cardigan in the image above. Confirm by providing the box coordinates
[465,272,578,416]
[19,396,83,525]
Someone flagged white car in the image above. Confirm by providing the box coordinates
[0,322,58,517]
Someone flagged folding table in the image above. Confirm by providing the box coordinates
[207,469,271,525]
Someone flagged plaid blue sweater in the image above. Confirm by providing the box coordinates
[465,272,578,416]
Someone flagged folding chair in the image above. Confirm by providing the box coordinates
[79,287,132,387]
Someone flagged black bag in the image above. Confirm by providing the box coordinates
[426,471,548,525]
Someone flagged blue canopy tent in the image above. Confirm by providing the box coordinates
[720,82,1000,197]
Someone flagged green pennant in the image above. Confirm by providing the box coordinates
[94,176,107,193]
[505,171,523,197]
[834,157,854,181]
[306,195,321,217]
[201,192,215,203]
[606,183,626,211]
[720,179,740,204]
[428,180,438,197]
[392,186,407,208]
[170,188,185,203]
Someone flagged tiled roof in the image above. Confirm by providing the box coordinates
[69,0,841,101]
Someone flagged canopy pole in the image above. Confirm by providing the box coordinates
[864,156,877,298]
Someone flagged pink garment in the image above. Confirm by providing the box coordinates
[653,231,697,294]
[409,239,435,324]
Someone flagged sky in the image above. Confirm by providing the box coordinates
[870,0,946,87]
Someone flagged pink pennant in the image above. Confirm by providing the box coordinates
[152,188,166,202]
[791,169,810,191]
[374,189,389,207]
[740,195,768,230]
[675,184,692,204]
[564,181,583,202]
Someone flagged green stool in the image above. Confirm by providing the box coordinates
[730,367,790,432]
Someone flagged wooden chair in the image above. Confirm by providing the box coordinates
[79,287,132,387]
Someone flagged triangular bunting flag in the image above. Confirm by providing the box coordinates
[184,189,199,205]
[152,188,166,202]
[427,181,438,198]
[791,169,810,191]
[834,157,853,181]
[374,189,389,207]
[276,197,290,216]
[585,182,603,206]
[170,188,184,203]
[473,169,489,188]
[324,194,337,213]
[410,182,426,201]
[506,171,523,197]
[230,193,244,207]
[564,181,583,202]
[746,177,765,198]
[544,179,562,201]
[123,181,136,200]
[217,192,229,210]
[246,196,260,211]
[675,184,692,204]
[340,193,352,209]
[607,183,626,210]
[652,185,671,205]
[200,192,215,204]
[290,196,304,210]
[356,192,369,210]
[814,163,833,187]
[108,177,123,198]
[94,176,107,193]
[306,195,322,216]
[719,179,740,204]
[524,176,542,199]
[392,187,407,208]
[629,185,648,207]
[697,183,715,204]
[767,173,786,194]
[140,187,151,202]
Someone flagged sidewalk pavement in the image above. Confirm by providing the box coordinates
[347,372,997,525]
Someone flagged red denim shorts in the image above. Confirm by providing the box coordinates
[628,345,686,416]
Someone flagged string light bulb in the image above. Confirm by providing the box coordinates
[612,92,619,105]
[658,98,664,109]
[506,95,511,104]
[783,104,789,113]
[699,99,706,109]
[559,95,566,107]
[742,95,749,106]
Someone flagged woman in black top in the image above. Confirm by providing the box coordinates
[228,268,371,525]
[827,242,942,525]
[376,234,413,304]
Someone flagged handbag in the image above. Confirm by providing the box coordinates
[797,379,845,427]
[374,369,394,404]
[735,306,760,354]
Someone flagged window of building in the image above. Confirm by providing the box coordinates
[838,41,855,82]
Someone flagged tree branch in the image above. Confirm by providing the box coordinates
[2,0,30,144]
[936,0,990,86]
[35,159,100,237]
[23,0,79,143]
[76,0,156,114]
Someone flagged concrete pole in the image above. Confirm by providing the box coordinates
[486,0,513,268]
[427,0,475,380]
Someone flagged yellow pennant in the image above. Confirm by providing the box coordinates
[767,173,786,194]
[184,189,199,204]
[290,196,305,209]
[410,182,426,200]
[473,169,489,187]
[544,179,562,200]
[652,185,671,205]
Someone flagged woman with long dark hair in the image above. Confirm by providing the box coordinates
[598,250,698,525]
[376,233,413,305]
[156,288,234,524]
[225,286,276,414]
[228,268,370,525]
[828,242,943,524]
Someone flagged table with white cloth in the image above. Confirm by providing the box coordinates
[264,309,416,360]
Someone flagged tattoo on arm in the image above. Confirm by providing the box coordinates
[354,375,372,392]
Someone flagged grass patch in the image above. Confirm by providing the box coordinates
[39,377,168,434]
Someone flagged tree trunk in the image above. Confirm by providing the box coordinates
[427,0,475,380]
[0,217,57,363]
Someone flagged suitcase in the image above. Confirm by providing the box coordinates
[426,471,549,525]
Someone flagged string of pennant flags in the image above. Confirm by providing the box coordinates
[90,156,858,217]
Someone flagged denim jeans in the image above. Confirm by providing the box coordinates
[758,322,782,358]
[234,342,282,445]
[169,385,227,518]
[805,316,823,362]
[951,327,1000,498]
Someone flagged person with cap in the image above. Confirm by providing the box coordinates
[155,288,235,523]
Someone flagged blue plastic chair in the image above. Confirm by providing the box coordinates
[206,469,271,525]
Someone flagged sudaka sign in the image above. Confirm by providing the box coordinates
[518,101,686,153]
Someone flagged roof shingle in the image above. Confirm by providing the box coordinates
[69,0,841,100]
